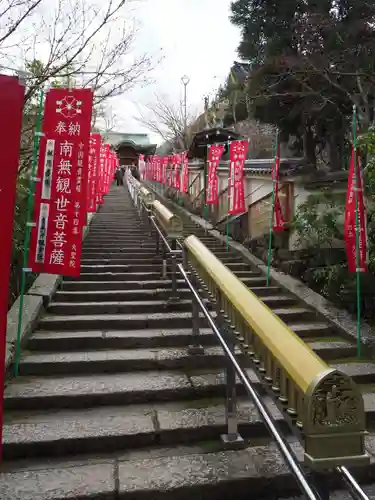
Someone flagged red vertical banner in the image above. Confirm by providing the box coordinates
[155,156,162,183]
[87,133,101,212]
[228,140,249,215]
[162,156,169,184]
[344,148,368,273]
[0,75,25,459]
[97,143,106,203]
[206,144,224,204]
[29,87,93,277]
[272,138,285,232]
[173,154,181,191]
[181,152,189,193]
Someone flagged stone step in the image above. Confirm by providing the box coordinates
[27,328,215,351]
[81,251,158,259]
[4,368,261,410]
[0,439,326,500]
[37,309,316,334]
[65,271,163,281]
[2,396,286,461]
[17,346,232,376]
[81,257,163,265]
[61,279,187,291]
[331,361,375,385]
[306,339,357,361]
[54,288,196,302]
[47,299,203,315]
[84,234,153,241]
[288,322,335,338]
[38,311,211,331]
[82,241,156,249]
[80,264,165,273]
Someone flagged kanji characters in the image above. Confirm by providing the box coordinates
[55,121,67,134]
[54,213,68,230]
[60,141,74,157]
[55,195,70,211]
[49,249,65,265]
[58,159,72,175]
[56,177,71,194]
[68,122,80,136]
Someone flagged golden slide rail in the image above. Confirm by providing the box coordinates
[184,234,368,470]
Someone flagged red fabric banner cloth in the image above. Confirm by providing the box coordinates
[0,75,25,459]
[172,154,181,190]
[181,152,189,193]
[271,138,285,232]
[29,87,93,277]
[344,148,368,272]
[162,156,169,184]
[228,140,248,215]
[87,133,101,212]
[206,144,224,204]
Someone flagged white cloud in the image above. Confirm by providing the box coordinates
[111,0,241,144]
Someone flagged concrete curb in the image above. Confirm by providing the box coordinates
[5,210,97,375]
[145,182,375,349]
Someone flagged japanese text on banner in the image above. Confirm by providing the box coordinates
[206,145,224,204]
[228,140,249,215]
[344,148,368,273]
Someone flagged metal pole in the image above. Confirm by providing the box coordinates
[184,84,187,131]
[221,324,244,449]
[14,89,44,377]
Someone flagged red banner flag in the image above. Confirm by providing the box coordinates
[29,87,93,277]
[228,140,248,215]
[162,156,169,184]
[0,75,25,459]
[87,133,101,212]
[344,148,368,273]
[207,144,224,204]
[272,137,285,232]
[172,154,181,190]
[181,152,189,193]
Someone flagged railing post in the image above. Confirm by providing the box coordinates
[161,235,168,279]
[188,295,205,355]
[220,324,245,450]
[170,238,177,300]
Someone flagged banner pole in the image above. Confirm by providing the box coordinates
[266,129,279,286]
[352,106,362,360]
[14,89,44,377]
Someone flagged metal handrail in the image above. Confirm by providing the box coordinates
[177,262,320,500]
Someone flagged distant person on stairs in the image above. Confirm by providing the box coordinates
[115,166,124,186]
[130,162,140,181]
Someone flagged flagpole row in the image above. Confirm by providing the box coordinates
[266,129,280,287]
[353,105,362,360]
[14,89,44,377]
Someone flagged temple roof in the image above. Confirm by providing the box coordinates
[188,127,243,159]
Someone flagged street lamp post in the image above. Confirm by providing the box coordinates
[181,75,190,144]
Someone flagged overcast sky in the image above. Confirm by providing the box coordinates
[1,0,241,145]
[113,0,241,144]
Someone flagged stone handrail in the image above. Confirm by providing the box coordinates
[184,234,368,470]
[151,200,183,239]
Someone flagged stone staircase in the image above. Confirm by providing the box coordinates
[1,184,375,499]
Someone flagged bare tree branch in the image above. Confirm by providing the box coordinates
[135,93,200,151]
[0,0,43,46]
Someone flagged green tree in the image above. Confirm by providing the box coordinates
[228,0,375,170]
